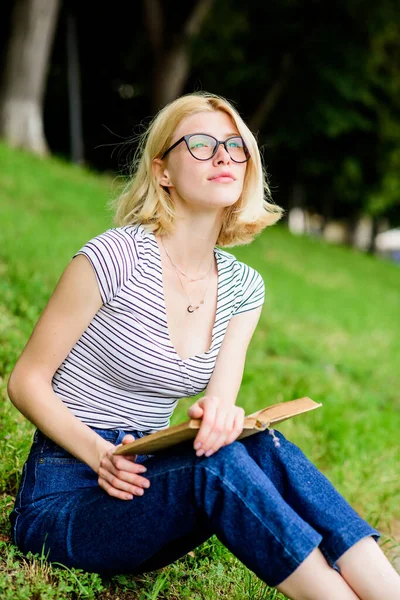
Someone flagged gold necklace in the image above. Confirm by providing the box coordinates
[175,266,213,313]
[160,238,214,313]
[160,237,213,282]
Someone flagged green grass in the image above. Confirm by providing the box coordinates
[0,141,399,598]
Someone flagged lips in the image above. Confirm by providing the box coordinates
[208,172,236,182]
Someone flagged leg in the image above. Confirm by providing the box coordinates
[12,429,214,574]
[14,444,214,575]
[240,430,380,568]
[337,536,400,600]
[277,547,361,600]
[192,441,323,586]
[14,433,322,586]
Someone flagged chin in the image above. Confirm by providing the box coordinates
[209,194,241,207]
[180,192,240,210]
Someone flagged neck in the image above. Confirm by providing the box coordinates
[158,214,223,277]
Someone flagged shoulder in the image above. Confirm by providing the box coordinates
[214,247,264,284]
[83,223,144,250]
[76,224,147,264]
[214,247,265,315]
[72,224,145,304]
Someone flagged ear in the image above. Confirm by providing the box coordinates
[152,158,172,188]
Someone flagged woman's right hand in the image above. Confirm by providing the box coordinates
[97,434,151,500]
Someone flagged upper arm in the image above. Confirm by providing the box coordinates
[233,263,265,317]
[72,228,136,305]
[204,305,263,404]
[8,254,102,391]
[8,227,136,393]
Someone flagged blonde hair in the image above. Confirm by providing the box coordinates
[109,91,284,247]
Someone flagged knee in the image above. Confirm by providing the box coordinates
[193,442,252,510]
[194,440,250,482]
[240,428,287,455]
[203,439,249,466]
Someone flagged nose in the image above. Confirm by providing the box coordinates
[213,141,231,164]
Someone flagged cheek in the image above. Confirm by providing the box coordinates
[238,169,247,192]
[173,163,207,191]
[232,170,245,194]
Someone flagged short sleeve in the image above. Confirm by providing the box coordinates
[233,264,265,316]
[72,228,137,304]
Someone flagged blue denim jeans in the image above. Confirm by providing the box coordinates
[10,427,380,587]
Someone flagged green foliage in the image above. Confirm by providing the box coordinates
[0,542,105,599]
[0,144,399,598]
[189,0,400,220]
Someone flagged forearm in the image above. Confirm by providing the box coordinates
[204,355,246,406]
[7,373,112,473]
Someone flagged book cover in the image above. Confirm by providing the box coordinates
[114,397,322,456]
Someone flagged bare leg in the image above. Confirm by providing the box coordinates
[337,536,400,600]
[276,547,361,600]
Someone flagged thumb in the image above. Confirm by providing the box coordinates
[188,401,204,419]
[115,434,137,461]
[121,434,136,445]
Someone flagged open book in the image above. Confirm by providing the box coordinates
[114,396,322,456]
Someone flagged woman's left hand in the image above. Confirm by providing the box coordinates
[187,395,245,457]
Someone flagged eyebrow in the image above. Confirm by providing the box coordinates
[216,132,240,138]
[189,132,240,138]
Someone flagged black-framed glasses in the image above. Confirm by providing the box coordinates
[161,133,250,163]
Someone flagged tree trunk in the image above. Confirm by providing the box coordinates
[144,0,215,112]
[66,10,84,164]
[248,53,293,133]
[367,216,379,254]
[0,0,60,156]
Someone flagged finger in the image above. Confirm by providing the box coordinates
[98,462,150,495]
[203,412,235,456]
[205,407,235,456]
[113,446,138,463]
[99,461,150,488]
[98,476,146,500]
[108,453,146,474]
[98,469,147,499]
[114,436,137,461]
[121,434,136,444]
[187,401,204,420]
[225,409,245,446]
[101,455,150,488]
[203,407,245,456]
[193,397,218,452]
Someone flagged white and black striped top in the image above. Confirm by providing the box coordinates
[51,224,265,433]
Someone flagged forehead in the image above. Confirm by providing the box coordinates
[173,110,239,140]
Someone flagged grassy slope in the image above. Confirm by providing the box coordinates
[0,142,399,598]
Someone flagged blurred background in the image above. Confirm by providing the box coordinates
[0,0,399,259]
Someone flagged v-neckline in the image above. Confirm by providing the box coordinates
[147,227,222,363]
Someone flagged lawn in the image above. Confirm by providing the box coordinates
[0,142,399,598]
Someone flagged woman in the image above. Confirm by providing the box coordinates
[8,92,400,600]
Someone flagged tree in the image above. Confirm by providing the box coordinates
[0,0,60,156]
[143,0,215,111]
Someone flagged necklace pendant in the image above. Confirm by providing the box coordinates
[187,305,195,313]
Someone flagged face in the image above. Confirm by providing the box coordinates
[157,111,247,211]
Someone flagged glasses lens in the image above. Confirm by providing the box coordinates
[187,135,217,159]
[225,137,248,162]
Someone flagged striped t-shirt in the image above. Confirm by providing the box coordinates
[51,224,265,433]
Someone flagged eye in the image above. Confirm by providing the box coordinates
[188,134,214,150]
[227,138,243,148]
